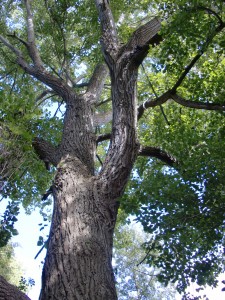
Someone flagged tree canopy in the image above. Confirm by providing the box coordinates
[113,222,177,299]
[0,0,225,297]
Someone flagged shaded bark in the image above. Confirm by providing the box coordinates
[0,1,161,299]
[39,157,119,299]
[139,145,177,167]
[0,275,31,300]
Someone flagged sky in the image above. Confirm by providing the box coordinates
[0,201,225,299]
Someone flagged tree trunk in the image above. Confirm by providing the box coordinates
[39,156,119,300]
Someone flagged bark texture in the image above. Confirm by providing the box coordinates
[0,1,161,299]
[39,157,118,299]
[0,276,31,300]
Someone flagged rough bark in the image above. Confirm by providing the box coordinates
[0,275,31,300]
[39,157,119,299]
[0,1,162,299]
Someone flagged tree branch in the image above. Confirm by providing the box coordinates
[24,0,43,67]
[196,6,224,26]
[0,34,73,98]
[0,275,31,300]
[171,53,203,93]
[171,94,225,111]
[122,17,161,65]
[139,145,177,167]
[171,22,225,93]
[137,91,171,120]
[96,133,111,144]
[35,90,55,103]
[0,35,31,71]
[85,63,108,103]
[32,137,61,169]
[94,0,119,60]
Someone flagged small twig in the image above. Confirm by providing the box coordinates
[141,63,170,125]
[96,133,111,144]
[34,240,48,259]
[96,154,103,166]
[41,186,53,201]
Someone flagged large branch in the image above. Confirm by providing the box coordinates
[171,22,225,93]
[94,0,119,60]
[171,94,225,111]
[94,1,162,198]
[32,137,61,169]
[96,133,111,144]
[85,63,108,103]
[138,91,171,119]
[24,0,43,67]
[0,275,31,300]
[137,90,225,120]
[137,18,225,120]
[139,145,177,167]
[121,17,161,65]
[0,34,73,98]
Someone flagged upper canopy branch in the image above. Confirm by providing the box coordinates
[195,6,224,26]
[0,35,73,99]
[138,90,225,120]
[139,145,177,167]
[0,35,31,71]
[85,63,108,103]
[24,0,43,67]
[171,22,225,94]
[32,137,61,169]
[94,0,120,60]
[138,91,171,119]
[120,18,161,66]
[171,94,225,111]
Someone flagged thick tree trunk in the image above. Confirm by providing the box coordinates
[39,156,119,300]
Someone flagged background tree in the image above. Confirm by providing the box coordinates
[0,0,225,299]
[113,222,177,299]
[0,243,23,287]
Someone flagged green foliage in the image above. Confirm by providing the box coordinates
[0,243,23,287]
[18,276,35,293]
[0,201,19,247]
[113,222,177,299]
[1,0,225,295]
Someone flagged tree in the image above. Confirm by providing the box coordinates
[0,243,23,287]
[1,0,225,299]
[113,223,176,299]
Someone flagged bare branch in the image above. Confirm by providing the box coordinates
[94,0,120,59]
[120,18,161,66]
[7,33,28,47]
[171,22,225,93]
[35,90,55,103]
[32,137,61,168]
[196,6,224,25]
[139,145,177,167]
[171,94,225,111]
[85,64,108,103]
[74,82,89,88]
[96,133,111,144]
[171,53,203,93]
[24,0,43,67]
[0,35,31,71]
[96,97,111,107]
[137,91,171,119]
